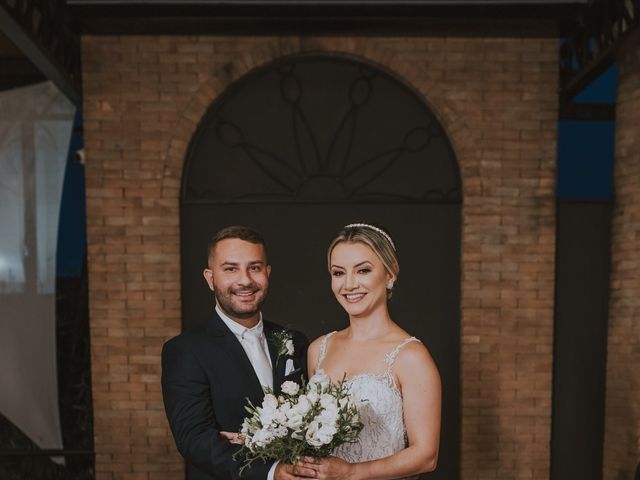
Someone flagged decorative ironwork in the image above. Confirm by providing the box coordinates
[0,0,81,105]
[183,55,461,204]
[560,0,640,100]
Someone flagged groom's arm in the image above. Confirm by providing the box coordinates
[161,336,272,480]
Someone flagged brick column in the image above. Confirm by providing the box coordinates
[603,48,640,480]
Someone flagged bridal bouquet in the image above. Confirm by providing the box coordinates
[235,372,363,472]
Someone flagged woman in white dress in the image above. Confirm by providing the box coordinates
[301,223,441,480]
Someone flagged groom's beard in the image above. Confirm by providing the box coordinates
[214,283,268,320]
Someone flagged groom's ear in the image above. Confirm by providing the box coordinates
[203,268,215,291]
[266,264,272,278]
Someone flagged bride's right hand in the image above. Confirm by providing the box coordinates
[299,456,354,480]
[219,431,245,445]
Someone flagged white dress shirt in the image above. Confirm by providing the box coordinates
[215,306,279,479]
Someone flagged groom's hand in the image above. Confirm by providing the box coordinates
[275,462,316,479]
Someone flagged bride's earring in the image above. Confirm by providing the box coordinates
[386,281,394,290]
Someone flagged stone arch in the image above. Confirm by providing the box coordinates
[160,39,478,198]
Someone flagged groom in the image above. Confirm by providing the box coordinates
[162,226,312,480]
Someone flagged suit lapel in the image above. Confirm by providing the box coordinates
[264,322,286,394]
[263,322,279,369]
[206,312,264,398]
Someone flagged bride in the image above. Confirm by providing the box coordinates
[302,223,441,480]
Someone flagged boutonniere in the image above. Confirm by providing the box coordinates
[269,330,294,366]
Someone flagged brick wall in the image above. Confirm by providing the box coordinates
[603,48,640,480]
[82,36,558,480]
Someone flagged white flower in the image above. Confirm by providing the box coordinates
[272,425,288,439]
[308,372,331,392]
[306,387,319,404]
[283,394,309,429]
[320,393,338,411]
[285,339,294,355]
[262,393,279,411]
[305,420,337,447]
[234,369,365,471]
[241,418,252,436]
[285,411,304,430]
[290,395,312,416]
[252,427,276,448]
[281,380,300,396]
[275,408,289,426]
[258,394,280,425]
[271,330,295,363]
[317,404,339,427]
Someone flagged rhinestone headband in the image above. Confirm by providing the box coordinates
[344,223,396,250]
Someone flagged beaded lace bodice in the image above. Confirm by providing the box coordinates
[315,332,420,477]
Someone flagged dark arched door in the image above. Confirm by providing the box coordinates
[181,54,461,479]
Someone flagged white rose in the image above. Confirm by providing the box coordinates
[290,395,312,416]
[286,395,309,430]
[279,400,292,415]
[308,372,330,390]
[306,420,337,447]
[281,381,300,396]
[320,422,337,442]
[275,407,289,426]
[252,427,276,448]
[306,387,319,404]
[258,408,276,426]
[262,393,279,411]
[285,412,304,430]
[317,406,339,427]
[320,394,337,411]
[258,394,279,425]
[285,339,295,355]
[305,421,324,447]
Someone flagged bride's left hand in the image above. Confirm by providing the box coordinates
[299,456,354,480]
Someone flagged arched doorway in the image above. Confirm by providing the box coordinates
[180,53,461,479]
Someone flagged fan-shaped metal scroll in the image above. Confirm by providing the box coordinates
[182,54,461,204]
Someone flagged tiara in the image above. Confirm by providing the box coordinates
[344,223,396,250]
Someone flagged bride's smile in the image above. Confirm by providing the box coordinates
[343,293,366,303]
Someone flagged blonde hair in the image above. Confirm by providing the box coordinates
[327,224,399,298]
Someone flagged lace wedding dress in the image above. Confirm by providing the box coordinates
[315,331,420,480]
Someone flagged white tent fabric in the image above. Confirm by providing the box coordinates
[0,81,75,451]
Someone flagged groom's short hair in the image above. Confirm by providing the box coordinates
[207,225,268,262]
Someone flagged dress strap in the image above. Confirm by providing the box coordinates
[384,337,420,367]
[315,331,338,372]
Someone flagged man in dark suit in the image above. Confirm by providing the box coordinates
[162,226,313,480]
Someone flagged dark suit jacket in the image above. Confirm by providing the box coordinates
[162,311,309,480]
